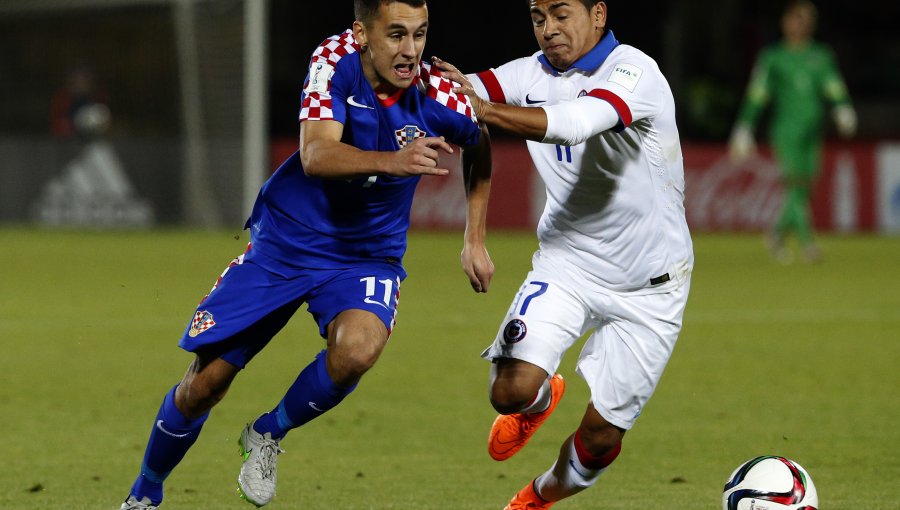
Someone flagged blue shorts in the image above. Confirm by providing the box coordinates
[177,245,405,368]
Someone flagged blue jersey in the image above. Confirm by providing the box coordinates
[246,30,480,269]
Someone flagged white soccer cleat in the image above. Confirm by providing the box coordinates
[237,423,284,507]
[119,495,158,510]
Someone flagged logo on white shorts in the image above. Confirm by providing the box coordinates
[503,319,527,343]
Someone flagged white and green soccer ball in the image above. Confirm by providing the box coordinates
[723,456,818,510]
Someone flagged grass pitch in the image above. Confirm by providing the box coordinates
[1,228,898,509]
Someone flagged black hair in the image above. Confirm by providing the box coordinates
[354,0,427,24]
[525,0,601,10]
[784,0,817,15]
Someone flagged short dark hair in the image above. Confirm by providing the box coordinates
[784,0,817,15]
[354,0,427,24]
[525,0,600,10]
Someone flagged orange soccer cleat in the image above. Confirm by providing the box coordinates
[488,373,565,461]
[503,481,555,510]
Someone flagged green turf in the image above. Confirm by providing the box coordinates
[2,228,898,509]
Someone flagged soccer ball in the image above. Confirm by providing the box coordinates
[722,456,818,510]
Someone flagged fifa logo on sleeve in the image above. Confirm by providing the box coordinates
[304,62,335,95]
[189,310,216,337]
[608,63,643,92]
[395,125,426,147]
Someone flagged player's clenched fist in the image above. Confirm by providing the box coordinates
[387,136,454,176]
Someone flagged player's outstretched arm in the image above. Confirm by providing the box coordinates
[434,57,620,146]
[460,123,494,293]
[300,119,454,178]
[433,57,549,142]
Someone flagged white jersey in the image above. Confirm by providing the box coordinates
[471,31,693,293]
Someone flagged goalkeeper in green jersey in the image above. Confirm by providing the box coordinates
[729,0,856,263]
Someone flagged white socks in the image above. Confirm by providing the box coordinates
[520,378,552,414]
[534,431,621,500]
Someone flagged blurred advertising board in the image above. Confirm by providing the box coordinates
[271,138,899,234]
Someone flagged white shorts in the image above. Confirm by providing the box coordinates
[481,252,691,430]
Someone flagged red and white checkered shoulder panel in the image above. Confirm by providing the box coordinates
[301,30,360,121]
[417,61,477,124]
[311,29,359,66]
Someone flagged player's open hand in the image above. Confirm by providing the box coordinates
[461,241,494,293]
[431,56,488,119]
[390,136,454,176]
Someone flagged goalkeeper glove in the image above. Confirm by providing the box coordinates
[832,104,857,139]
[728,124,756,163]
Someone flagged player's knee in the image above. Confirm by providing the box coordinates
[177,378,229,417]
[577,422,624,459]
[489,383,536,415]
[340,345,381,377]
[328,335,385,384]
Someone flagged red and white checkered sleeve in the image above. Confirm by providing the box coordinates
[418,61,478,124]
[300,30,359,122]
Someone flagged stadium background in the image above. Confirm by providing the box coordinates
[1,0,899,232]
[1,2,899,509]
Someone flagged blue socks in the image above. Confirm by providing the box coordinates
[253,350,356,439]
[128,351,353,504]
[130,385,208,505]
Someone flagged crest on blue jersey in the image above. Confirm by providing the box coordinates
[395,125,426,147]
[189,310,216,337]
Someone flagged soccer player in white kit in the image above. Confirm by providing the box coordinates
[435,1,693,508]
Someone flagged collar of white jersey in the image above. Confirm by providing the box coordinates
[537,30,619,76]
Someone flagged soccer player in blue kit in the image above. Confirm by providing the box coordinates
[117,1,493,508]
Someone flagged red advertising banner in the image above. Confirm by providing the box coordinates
[683,145,784,231]
[683,142,878,232]
[411,139,538,229]
[811,143,877,232]
[270,137,889,233]
[270,138,540,230]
